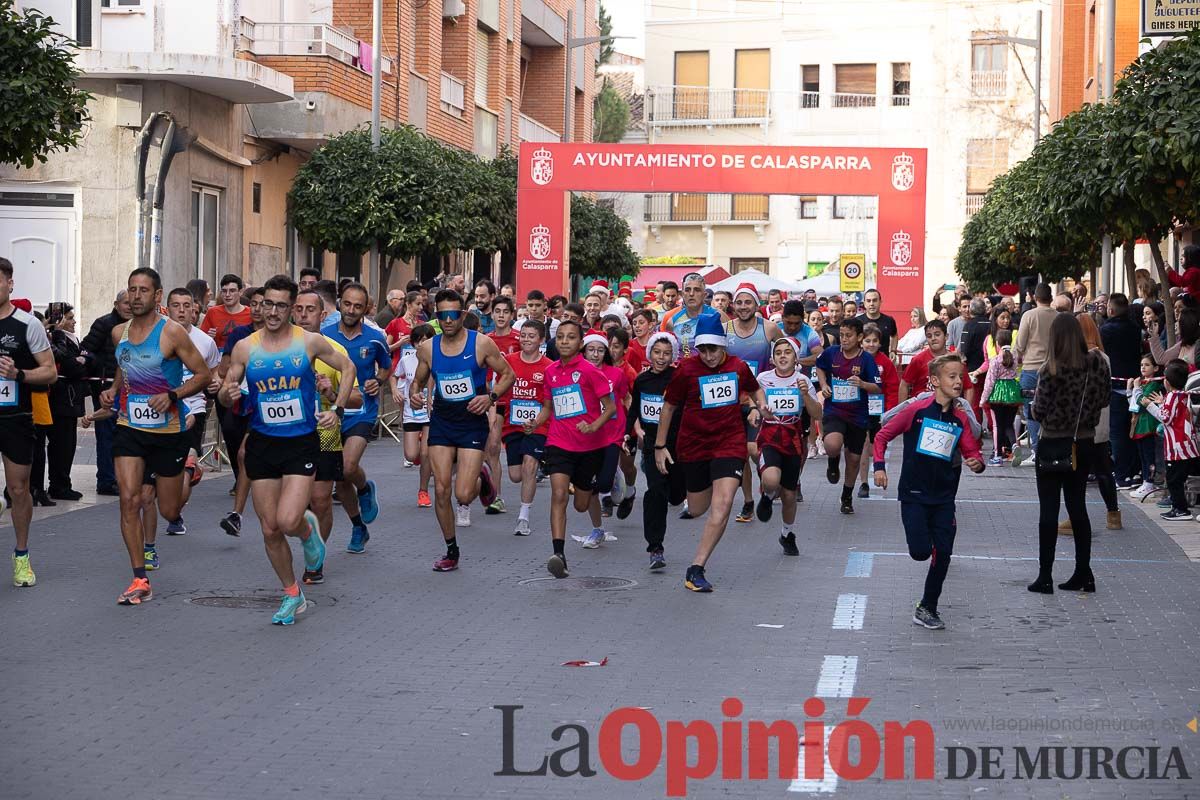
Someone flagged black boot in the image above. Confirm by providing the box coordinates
[1058,569,1095,592]
[32,490,56,507]
[1027,573,1054,594]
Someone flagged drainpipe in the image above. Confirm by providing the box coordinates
[149,118,179,274]
[133,112,166,271]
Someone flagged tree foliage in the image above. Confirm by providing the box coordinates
[954,29,1200,301]
[597,2,614,66]
[593,81,630,143]
[570,194,639,279]
[0,0,91,168]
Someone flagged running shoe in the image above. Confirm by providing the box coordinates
[912,604,945,630]
[117,577,153,605]
[185,453,203,486]
[857,482,870,499]
[648,548,666,571]
[433,551,459,572]
[301,511,325,572]
[779,532,799,556]
[756,493,774,523]
[456,504,471,528]
[1130,482,1157,500]
[617,488,637,520]
[220,511,242,537]
[514,518,531,536]
[808,444,818,459]
[478,462,497,508]
[827,460,840,485]
[678,505,694,520]
[582,530,604,549]
[987,455,1005,466]
[358,480,379,524]
[1156,497,1174,508]
[346,524,370,554]
[143,548,159,571]
[302,567,324,585]
[684,565,713,592]
[12,553,35,587]
[485,498,507,515]
[735,501,754,523]
[840,497,854,515]
[1114,477,1138,490]
[403,459,415,468]
[816,440,826,457]
[165,516,187,535]
[547,553,569,578]
[1161,508,1193,520]
[600,494,614,518]
[417,489,432,508]
[1011,445,1031,467]
[271,591,308,625]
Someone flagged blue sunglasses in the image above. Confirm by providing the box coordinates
[436,309,463,322]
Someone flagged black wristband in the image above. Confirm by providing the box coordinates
[166,390,179,405]
[654,445,668,450]
[15,368,25,383]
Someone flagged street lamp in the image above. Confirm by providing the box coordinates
[978,9,1043,143]
[563,10,631,142]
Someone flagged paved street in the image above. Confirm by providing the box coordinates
[3,440,1199,799]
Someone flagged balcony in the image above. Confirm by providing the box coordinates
[519,113,560,142]
[644,193,770,225]
[441,72,465,116]
[965,193,986,218]
[239,19,393,75]
[647,86,771,129]
[78,49,293,103]
[474,106,498,159]
[831,92,876,108]
[970,70,1007,98]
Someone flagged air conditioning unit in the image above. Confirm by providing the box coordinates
[443,0,465,17]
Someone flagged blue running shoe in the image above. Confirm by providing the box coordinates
[358,480,379,524]
[300,511,325,572]
[271,591,308,625]
[346,524,370,554]
[143,547,159,571]
[684,565,713,592]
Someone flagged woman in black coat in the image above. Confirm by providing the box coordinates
[41,303,87,501]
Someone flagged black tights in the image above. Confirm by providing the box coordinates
[1035,438,1094,578]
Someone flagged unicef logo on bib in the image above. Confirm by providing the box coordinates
[868,393,884,416]
[915,417,961,462]
[128,394,167,429]
[551,384,586,419]
[260,390,304,426]
[765,386,801,416]
[698,373,738,409]
[640,393,664,424]
[508,398,541,426]
[831,378,860,404]
[438,370,476,402]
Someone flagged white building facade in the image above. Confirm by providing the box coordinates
[632,0,1052,297]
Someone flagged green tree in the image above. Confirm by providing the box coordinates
[592,81,630,143]
[570,194,639,279]
[597,2,614,65]
[0,0,91,168]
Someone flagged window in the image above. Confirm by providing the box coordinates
[834,63,876,107]
[101,0,143,8]
[798,197,818,219]
[832,196,876,219]
[673,51,709,119]
[966,138,1009,193]
[474,27,490,108]
[671,193,708,222]
[801,65,820,107]
[730,258,769,275]
[190,186,221,286]
[971,37,1007,96]
[75,0,93,46]
[252,183,261,214]
[441,72,465,116]
[731,194,769,221]
[734,49,770,118]
[892,62,910,106]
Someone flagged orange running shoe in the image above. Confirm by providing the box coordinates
[417,489,432,508]
[117,577,153,605]
[186,454,203,486]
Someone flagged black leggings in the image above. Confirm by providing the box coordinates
[1035,437,1094,577]
[596,444,620,495]
[1092,442,1118,513]
[641,450,687,552]
[989,405,1018,456]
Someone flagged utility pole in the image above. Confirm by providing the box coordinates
[562,11,630,142]
[370,0,383,287]
[1100,0,1116,294]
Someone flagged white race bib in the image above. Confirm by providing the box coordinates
[437,370,476,402]
[551,384,586,419]
[831,378,860,403]
[260,392,303,426]
[868,393,884,416]
[640,393,664,424]
[698,372,738,409]
[915,417,962,462]
[127,394,167,429]
[765,386,801,416]
[508,398,541,427]
[0,378,16,407]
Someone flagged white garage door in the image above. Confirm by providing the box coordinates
[0,195,77,309]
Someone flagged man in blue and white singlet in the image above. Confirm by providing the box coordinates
[661,272,729,360]
[411,289,515,573]
[221,275,356,625]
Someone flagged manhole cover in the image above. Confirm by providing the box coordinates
[188,594,335,609]
[518,576,637,591]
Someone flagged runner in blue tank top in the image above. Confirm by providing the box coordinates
[725,283,784,523]
[220,275,356,625]
[411,289,516,572]
[661,272,729,359]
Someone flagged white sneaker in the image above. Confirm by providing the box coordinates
[403,459,415,468]
[807,444,818,459]
[582,530,604,549]
[514,518,531,536]
[1130,481,1157,500]
[816,441,827,456]
[455,504,471,528]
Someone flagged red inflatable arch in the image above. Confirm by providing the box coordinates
[516,143,927,319]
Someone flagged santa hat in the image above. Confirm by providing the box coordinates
[589,279,611,297]
[692,312,727,348]
[646,331,680,362]
[773,336,803,362]
[583,331,609,350]
[733,282,759,302]
[12,298,32,312]
[643,289,657,303]
[618,275,634,298]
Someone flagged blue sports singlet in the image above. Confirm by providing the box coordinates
[244,326,318,438]
[431,329,489,425]
[117,316,184,433]
[724,317,771,375]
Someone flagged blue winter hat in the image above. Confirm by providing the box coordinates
[693,311,727,348]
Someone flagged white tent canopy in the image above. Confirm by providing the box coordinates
[790,271,845,296]
[707,268,807,295]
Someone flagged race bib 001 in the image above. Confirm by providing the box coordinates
[698,372,738,409]
[437,370,476,402]
[128,394,167,429]
[831,378,860,403]
[551,384,586,419]
[260,391,304,426]
[868,393,884,416]
[508,398,541,427]
[0,378,16,407]
[765,386,801,416]
[915,417,962,462]
[640,393,664,424]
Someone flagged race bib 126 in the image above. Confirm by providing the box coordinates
[698,373,738,409]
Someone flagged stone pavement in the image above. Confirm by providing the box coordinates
[2,440,1199,799]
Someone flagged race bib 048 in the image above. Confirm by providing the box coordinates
[127,394,167,429]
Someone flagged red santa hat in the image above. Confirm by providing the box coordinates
[583,331,609,350]
[12,298,32,312]
[733,282,759,302]
[643,289,658,303]
[589,279,611,297]
[618,280,633,299]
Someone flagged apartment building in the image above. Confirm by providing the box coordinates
[0,0,598,323]
[629,0,1052,298]
[1051,0,1141,120]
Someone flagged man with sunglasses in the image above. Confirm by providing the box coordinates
[410,290,516,571]
[321,283,391,554]
[661,272,728,360]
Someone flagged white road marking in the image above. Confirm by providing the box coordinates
[789,725,838,793]
[831,594,868,631]
[815,655,858,698]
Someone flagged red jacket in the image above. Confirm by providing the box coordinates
[1167,267,1200,298]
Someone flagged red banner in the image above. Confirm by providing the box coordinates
[516,143,927,318]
